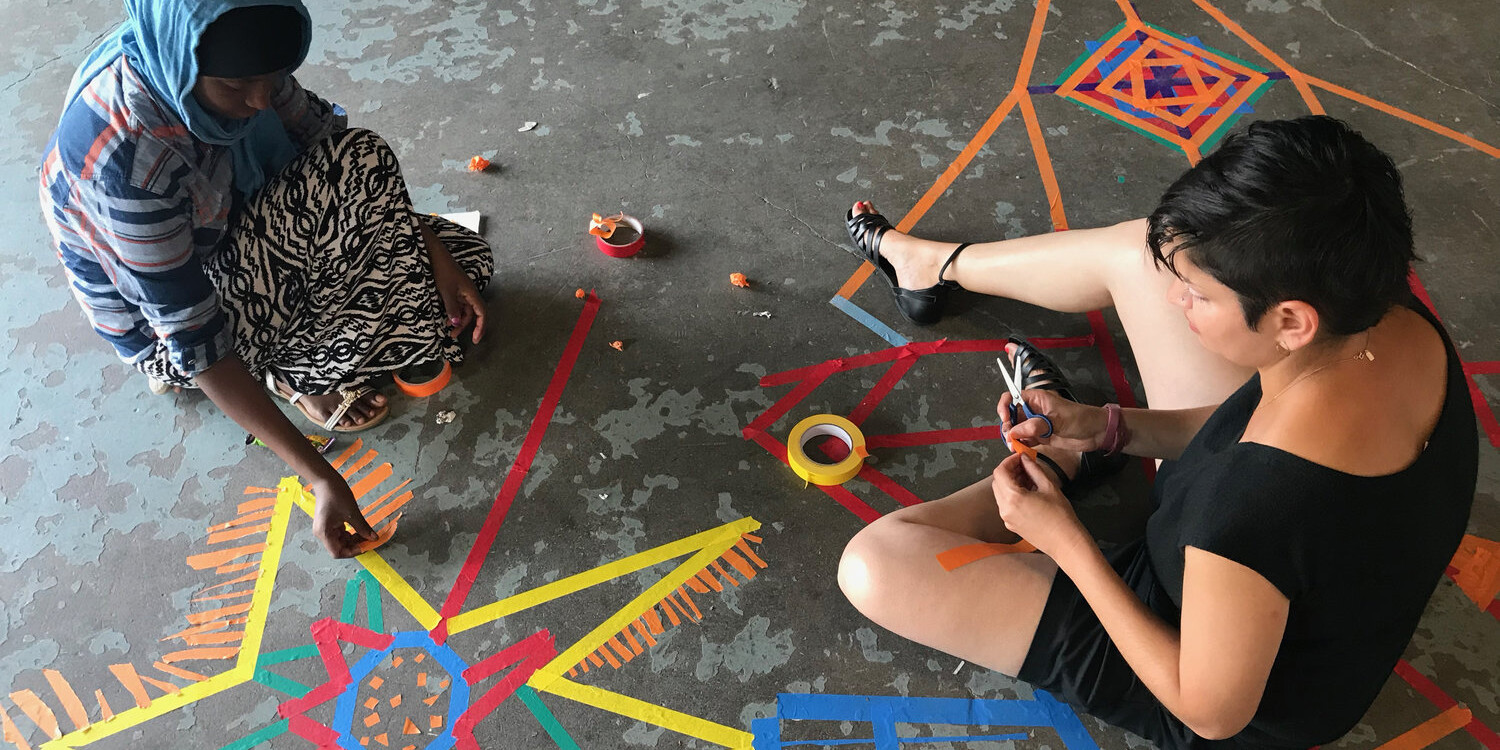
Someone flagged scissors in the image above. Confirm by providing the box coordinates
[997,356,1054,439]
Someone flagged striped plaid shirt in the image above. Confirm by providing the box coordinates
[39,56,344,377]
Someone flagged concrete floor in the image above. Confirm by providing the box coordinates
[2,0,1498,748]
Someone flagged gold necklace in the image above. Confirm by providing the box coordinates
[1264,330,1375,405]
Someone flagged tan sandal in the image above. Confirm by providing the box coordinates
[265,373,391,433]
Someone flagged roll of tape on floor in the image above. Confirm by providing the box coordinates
[786,414,870,486]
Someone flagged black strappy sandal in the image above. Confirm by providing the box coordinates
[1005,337,1129,493]
[844,206,970,326]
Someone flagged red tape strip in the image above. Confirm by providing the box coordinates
[866,426,1003,448]
[1394,659,1500,749]
[435,295,601,636]
[849,358,917,426]
[743,363,838,436]
[858,465,923,507]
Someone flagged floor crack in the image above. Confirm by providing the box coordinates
[1309,1,1499,113]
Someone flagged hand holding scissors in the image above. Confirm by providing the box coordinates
[998,355,1054,440]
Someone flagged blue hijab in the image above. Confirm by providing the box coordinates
[67,0,313,197]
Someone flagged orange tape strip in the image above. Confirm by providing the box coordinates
[186,602,253,625]
[394,360,452,398]
[1011,0,1052,96]
[1451,535,1500,607]
[633,619,657,647]
[137,674,180,696]
[722,549,758,580]
[1190,0,1323,114]
[676,587,703,620]
[7,690,60,739]
[350,463,394,500]
[161,618,246,642]
[329,438,364,471]
[341,451,378,480]
[42,669,89,732]
[153,662,208,682]
[697,569,724,593]
[236,495,278,513]
[186,544,266,570]
[712,560,739,587]
[93,690,113,721]
[107,664,153,709]
[243,486,277,495]
[1304,75,1500,159]
[191,588,256,603]
[0,700,33,750]
[661,599,682,627]
[621,627,643,655]
[356,514,402,553]
[1018,94,1068,232]
[159,647,241,663]
[735,538,767,568]
[1373,705,1472,750]
[936,541,1039,572]
[216,561,260,574]
[207,523,272,545]
[208,509,273,533]
[607,636,634,663]
[644,608,664,635]
[365,493,412,528]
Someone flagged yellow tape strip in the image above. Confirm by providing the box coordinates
[285,480,441,629]
[41,482,299,748]
[449,518,761,634]
[529,519,759,687]
[786,415,868,486]
[534,677,752,749]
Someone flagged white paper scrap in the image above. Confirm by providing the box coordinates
[518,121,538,132]
[438,211,482,233]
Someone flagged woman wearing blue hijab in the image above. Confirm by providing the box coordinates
[39,0,494,558]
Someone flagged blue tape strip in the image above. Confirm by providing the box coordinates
[775,693,1096,747]
[776,734,1029,748]
[751,717,782,750]
[829,295,909,347]
[869,701,898,750]
[1035,690,1101,750]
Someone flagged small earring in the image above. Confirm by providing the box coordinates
[1275,342,1290,356]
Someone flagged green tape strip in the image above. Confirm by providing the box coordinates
[361,570,384,632]
[341,576,360,624]
[517,685,581,750]
[215,719,289,750]
[252,669,312,698]
[256,644,319,667]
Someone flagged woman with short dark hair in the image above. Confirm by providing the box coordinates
[837,116,1476,747]
[40,0,493,558]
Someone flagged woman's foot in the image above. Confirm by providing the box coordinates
[270,378,388,430]
[849,200,966,290]
[1005,341,1082,487]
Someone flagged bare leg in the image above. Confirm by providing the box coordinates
[838,478,1058,676]
[854,201,1251,410]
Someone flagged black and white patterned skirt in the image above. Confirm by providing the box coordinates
[137,128,493,393]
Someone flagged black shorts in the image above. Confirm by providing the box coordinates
[1016,539,1218,750]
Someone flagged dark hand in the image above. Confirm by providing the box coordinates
[309,475,376,558]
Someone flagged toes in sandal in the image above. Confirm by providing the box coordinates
[844,206,971,326]
[266,373,391,433]
[1005,336,1128,493]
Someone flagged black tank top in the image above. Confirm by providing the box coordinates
[1146,299,1478,746]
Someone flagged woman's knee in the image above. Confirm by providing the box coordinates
[837,519,906,615]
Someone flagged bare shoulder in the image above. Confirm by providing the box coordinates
[1250,307,1447,476]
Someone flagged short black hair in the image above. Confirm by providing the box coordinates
[1147,116,1416,335]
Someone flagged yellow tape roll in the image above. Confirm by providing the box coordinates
[786,414,870,486]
